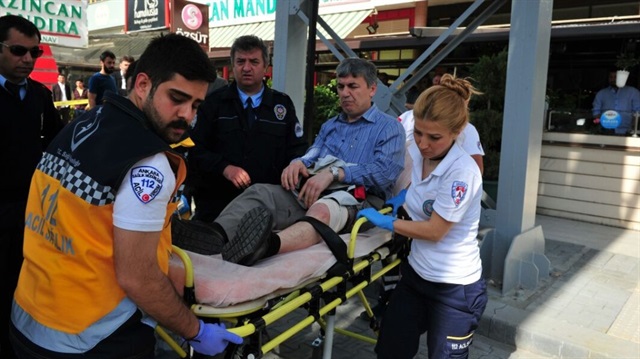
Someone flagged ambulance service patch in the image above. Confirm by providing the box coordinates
[130,166,164,204]
[274,104,286,120]
[422,199,435,217]
[451,181,468,207]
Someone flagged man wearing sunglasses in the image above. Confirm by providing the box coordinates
[0,14,63,359]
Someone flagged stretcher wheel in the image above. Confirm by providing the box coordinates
[224,342,261,359]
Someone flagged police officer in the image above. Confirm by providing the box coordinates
[188,35,308,222]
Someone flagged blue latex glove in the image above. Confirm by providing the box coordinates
[385,189,407,216]
[188,320,243,356]
[357,208,396,232]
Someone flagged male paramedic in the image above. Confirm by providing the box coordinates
[204,57,406,266]
[10,34,242,358]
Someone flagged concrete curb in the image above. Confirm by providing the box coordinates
[478,300,640,358]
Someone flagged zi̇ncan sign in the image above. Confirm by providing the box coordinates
[0,0,88,48]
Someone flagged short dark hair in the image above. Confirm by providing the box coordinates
[121,55,135,63]
[100,50,116,62]
[133,34,216,92]
[336,58,378,87]
[230,35,269,65]
[124,59,137,93]
[0,15,41,43]
[125,60,137,82]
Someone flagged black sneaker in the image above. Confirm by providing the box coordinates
[221,207,273,266]
[171,215,226,255]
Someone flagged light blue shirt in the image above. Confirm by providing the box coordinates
[296,104,405,199]
[592,85,640,133]
[238,86,265,108]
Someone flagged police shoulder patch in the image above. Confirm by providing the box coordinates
[130,166,165,204]
[274,104,287,120]
[451,181,468,207]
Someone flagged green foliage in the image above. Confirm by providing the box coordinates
[470,109,503,180]
[312,79,340,136]
[469,49,507,112]
[615,52,640,71]
[468,48,508,181]
[545,88,589,111]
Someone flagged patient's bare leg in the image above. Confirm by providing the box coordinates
[278,203,330,253]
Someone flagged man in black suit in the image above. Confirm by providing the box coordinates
[51,73,72,123]
[0,14,63,358]
[112,55,134,96]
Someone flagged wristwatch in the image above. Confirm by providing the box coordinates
[330,166,340,182]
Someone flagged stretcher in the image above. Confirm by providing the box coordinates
[161,208,410,359]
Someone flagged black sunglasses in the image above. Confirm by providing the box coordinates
[0,42,44,58]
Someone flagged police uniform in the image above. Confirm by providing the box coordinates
[376,141,487,359]
[11,92,185,356]
[188,82,308,221]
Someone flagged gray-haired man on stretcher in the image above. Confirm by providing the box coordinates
[178,57,405,266]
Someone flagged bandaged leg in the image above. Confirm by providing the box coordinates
[314,198,349,233]
[277,196,349,254]
[271,190,374,255]
[316,190,377,234]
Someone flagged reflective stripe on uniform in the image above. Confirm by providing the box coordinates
[11,298,137,353]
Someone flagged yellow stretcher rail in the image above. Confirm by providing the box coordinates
[53,99,89,107]
[162,208,406,358]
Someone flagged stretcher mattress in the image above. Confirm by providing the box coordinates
[168,228,392,308]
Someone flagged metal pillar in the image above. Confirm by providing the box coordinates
[273,0,308,123]
[387,0,506,115]
[483,0,553,295]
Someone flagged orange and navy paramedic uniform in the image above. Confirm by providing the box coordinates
[11,93,186,353]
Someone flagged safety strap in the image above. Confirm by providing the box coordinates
[296,216,353,277]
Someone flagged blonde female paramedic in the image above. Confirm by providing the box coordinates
[358,73,487,359]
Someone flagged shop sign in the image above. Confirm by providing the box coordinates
[126,0,169,33]
[172,0,209,52]
[87,0,125,32]
[201,0,382,27]
[0,0,88,48]
[600,110,621,129]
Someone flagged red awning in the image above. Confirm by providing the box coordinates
[30,45,59,89]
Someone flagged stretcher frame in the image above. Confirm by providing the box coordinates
[158,207,410,359]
